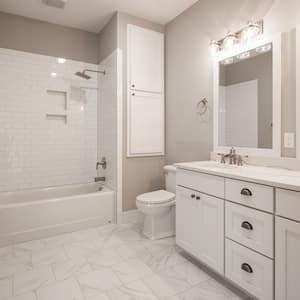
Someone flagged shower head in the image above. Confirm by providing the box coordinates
[75,69,106,80]
[75,71,91,80]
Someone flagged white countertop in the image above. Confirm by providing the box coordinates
[175,161,300,191]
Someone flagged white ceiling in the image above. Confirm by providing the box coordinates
[0,0,199,33]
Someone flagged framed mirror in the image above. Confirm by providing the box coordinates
[213,34,282,157]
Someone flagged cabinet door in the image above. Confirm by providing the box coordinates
[276,216,300,300]
[128,24,164,94]
[176,186,201,258]
[127,91,164,156]
[198,193,224,275]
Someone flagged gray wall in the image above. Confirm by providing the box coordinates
[165,0,299,161]
[98,13,118,63]
[220,52,273,149]
[116,12,166,211]
[0,12,99,64]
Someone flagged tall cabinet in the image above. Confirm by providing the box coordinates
[127,24,164,157]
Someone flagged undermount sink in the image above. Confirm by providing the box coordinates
[194,162,239,169]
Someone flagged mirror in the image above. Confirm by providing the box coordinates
[214,34,281,157]
[218,43,273,149]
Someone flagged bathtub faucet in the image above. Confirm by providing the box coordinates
[96,157,107,170]
[95,176,106,182]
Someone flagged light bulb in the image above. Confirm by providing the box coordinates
[237,51,250,60]
[210,40,220,55]
[241,21,261,42]
[256,43,272,53]
[223,32,238,50]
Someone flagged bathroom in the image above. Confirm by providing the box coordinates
[0,0,299,299]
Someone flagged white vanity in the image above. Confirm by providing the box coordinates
[176,161,300,300]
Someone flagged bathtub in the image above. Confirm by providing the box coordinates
[0,183,115,247]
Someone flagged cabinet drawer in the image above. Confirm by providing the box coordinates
[225,178,274,212]
[226,202,273,258]
[225,239,273,300]
[276,188,300,222]
[177,169,224,198]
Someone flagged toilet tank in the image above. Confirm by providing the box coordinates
[164,165,176,193]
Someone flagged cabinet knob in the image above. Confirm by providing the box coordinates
[240,188,252,196]
[196,196,201,200]
[191,194,195,199]
[131,84,135,88]
[241,263,253,274]
[241,221,253,231]
[132,93,135,96]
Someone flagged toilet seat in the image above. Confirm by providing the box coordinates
[136,190,175,205]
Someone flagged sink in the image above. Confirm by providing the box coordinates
[194,162,239,169]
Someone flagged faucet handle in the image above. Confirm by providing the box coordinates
[217,153,226,164]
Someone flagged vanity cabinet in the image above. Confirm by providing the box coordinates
[176,183,224,274]
[275,188,300,300]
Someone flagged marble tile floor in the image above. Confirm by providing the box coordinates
[0,223,252,300]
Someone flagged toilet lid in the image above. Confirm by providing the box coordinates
[136,190,175,204]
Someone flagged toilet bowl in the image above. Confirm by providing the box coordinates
[136,166,176,240]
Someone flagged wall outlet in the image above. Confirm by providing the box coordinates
[284,132,295,148]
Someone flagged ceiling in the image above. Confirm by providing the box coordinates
[0,0,199,33]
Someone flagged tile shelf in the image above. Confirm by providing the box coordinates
[45,89,68,123]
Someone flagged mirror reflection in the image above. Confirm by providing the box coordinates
[218,43,273,149]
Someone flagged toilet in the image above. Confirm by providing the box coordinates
[136,165,176,240]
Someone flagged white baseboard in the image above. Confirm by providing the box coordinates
[122,209,144,224]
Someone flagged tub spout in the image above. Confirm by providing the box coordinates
[95,176,106,182]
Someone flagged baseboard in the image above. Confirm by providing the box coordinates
[122,209,144,224]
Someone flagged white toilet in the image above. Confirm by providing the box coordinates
[136,165,176,240]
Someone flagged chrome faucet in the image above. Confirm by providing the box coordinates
[218,147,248,166]
[96,157,107,170]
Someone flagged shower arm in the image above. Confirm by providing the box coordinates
[83,69,106,76]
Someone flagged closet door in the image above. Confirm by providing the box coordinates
[128,91,164,156]
[128,24,164,94]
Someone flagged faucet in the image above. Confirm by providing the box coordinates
[218,147,248,166]
[96,157,107,170]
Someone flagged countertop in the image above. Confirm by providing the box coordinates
[175,161,300,192]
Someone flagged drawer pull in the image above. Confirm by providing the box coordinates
[241,263,253,274]
[191,194,195,198]
[196,196,201,200]
[241,221,253,231]
[241,188,252,196]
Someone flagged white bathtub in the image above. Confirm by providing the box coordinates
[0,183,115,247]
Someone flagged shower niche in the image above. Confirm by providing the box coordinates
[46,89,68,123]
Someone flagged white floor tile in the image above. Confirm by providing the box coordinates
[36,278,83,300]
[52,257,92,281]
[6,292,36,300]
[77,268,122,298]
[0,277,13,300]
[32,247,67,266]
[107,279,159,300]
[14,266,55,295]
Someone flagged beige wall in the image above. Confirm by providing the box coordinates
[221,52,273,149]
[116,12,166,211]
[165,0,299,161]
[0,12,99,64]
[98,13,118,63]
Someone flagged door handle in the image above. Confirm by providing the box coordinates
[241,263,253,274]
[240,188,252,196]
[241,221,253,231]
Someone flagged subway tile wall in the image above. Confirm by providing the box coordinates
[0,48,98,192]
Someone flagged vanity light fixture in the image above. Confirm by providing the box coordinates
[210,20,263,56]
[57,57,66,64]
[256,43,272,53]
[223,31,238,50]
[237,51,250,60]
